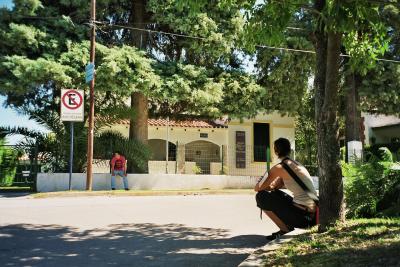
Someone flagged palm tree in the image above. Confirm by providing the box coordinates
[1,106,151,173]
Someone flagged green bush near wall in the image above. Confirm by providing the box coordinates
[364,143,400,162]
[0,145,19,186]
[343,158,400,218]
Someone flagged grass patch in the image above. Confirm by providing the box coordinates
[263,218,400,267]
[32,189,254,198]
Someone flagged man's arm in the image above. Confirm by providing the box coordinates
[123,157,127,175]
[254,166,282,192]
[111,158,115,175]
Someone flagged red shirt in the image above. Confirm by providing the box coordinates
[111,156,126,171]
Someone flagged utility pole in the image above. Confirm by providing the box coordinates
[86,0,96,190]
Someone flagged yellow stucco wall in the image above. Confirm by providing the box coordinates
[104,124,228,146]
[148,126,228,146]
[227,112,295,176]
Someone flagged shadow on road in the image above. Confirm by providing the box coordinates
[0,223,266,267]
[0,192,32,198]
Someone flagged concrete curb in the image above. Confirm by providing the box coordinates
[238,229,307,267]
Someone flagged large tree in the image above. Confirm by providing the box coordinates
[174,0,391,230]
[0,1,268,172]
[249,0,389,230]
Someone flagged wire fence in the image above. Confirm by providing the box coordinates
[92,142,319,176]
[145,143,319,176]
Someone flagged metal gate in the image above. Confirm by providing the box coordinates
[0,144,39,190]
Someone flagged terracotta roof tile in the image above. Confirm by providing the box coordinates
[120,118,227,128]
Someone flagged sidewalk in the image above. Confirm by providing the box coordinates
[238,229,307,267]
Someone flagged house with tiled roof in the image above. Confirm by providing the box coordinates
[99,112,295,176]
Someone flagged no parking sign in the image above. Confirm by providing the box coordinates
[60,89,84,122]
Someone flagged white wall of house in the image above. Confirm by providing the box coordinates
[363,113,400,145]
[37,173,257,192]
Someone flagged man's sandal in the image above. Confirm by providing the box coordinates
[266,228,294,240]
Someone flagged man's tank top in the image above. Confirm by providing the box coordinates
[281,160,318,209]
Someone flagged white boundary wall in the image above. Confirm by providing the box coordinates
[37,173,258,192]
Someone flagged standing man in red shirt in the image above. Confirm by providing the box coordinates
[110,151,129,190]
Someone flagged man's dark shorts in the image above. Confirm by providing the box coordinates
[256,190,316,229]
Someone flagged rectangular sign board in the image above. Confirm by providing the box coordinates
[85,63,95,83]
[235,131,246,169]
[61,89,84,122]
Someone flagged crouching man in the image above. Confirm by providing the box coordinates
[255,138,319,240]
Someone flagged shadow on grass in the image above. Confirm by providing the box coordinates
[264,242,400,267]
[263,218,400,267]
[0,223,266,267]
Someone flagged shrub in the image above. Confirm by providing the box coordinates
[378,147,393,162]
[376,169,400,217]
[340,146,346,161]
[0,145,19,186]
[193,164,202,174]
[343,158,400,218]
[94,131,151,173]
[364,143,400,162]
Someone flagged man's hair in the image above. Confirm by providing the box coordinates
[274,138,291,158]
[114,151,121,155]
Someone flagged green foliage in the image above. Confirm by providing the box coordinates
[94,131,151,173]
[148,0,246,65]
[343,158,400,218]
[0,139,19,186]
[340,146,346,161]
[295,91,317,169]
[1,56,73,93]
[261,218,400,267]
[216,70,266,118]
[0,99,153,173]
[357,4,400,115]
[376,169,400,217]
[359,62,400,115]
[13,0,43,16]
[365,143,400,162]
[192,164,202,174]
[1,41,159,95]
[378,147,393,162]
[150,61,267,118]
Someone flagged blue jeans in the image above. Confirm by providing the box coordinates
[111,170,128,189]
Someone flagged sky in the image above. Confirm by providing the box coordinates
[0,0,12,9]
[0,97,48,145]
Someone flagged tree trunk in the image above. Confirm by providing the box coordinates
[128,0,149,173]
[344,71,362,161]
[311,0,345,231]
[315,31,345,231]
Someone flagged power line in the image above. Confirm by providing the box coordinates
[95,20,205,40]
[5,14,400,64]
[255,45,400,64]
[95,21,400,64]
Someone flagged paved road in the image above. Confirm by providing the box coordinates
[0,194,278,267]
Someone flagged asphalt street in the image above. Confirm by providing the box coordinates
[0,193,277,267]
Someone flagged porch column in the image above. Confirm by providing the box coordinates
[222,145,228,174]
[177,143,186,174]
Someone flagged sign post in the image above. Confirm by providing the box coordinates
[61,89,84,190]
